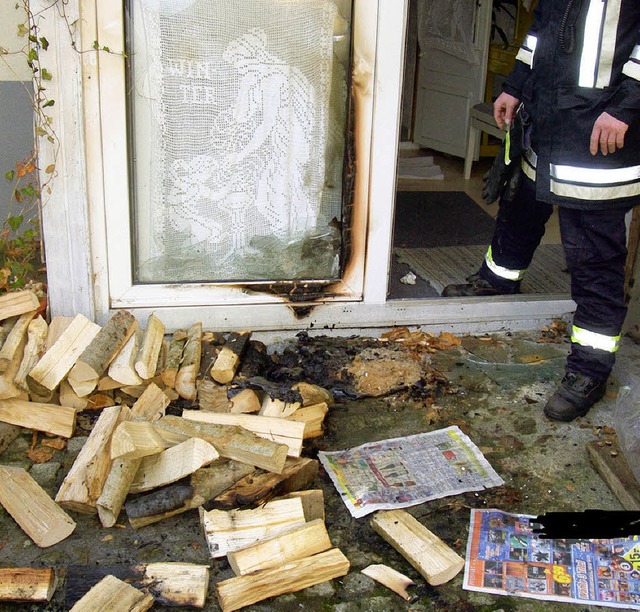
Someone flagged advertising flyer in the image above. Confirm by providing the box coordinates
[464,508,640,609]
[318,426,504,518]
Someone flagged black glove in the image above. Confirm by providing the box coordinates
[481,107,525,205]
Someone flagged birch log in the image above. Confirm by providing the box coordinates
[210,331,251,384]
[175,322,202,401]
[68,311,138,397]
[0,290,39,321]
[0,466,76,547]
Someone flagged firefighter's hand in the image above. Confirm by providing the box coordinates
[494,92,520,130]
[590,112,628,156]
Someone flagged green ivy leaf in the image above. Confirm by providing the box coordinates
[93,40,100,50]
[17,23,28,38]
[4,170,14,181]
[8,216,23,232]
[19,185,35,198]
[42,100,55,108]
[39,37,49,51]
[41,68,52,81]
[27,48,38,62]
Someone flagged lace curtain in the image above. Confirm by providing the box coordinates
[130,0,349,282]
[417,0,479,64]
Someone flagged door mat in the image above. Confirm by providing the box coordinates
[394,191,496,248]
[395,244,570,296]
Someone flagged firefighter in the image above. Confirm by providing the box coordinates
[442,0,640,422]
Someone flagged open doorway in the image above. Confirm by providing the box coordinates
[388,0,566,301]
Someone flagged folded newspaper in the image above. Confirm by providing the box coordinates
[318,425,504,518]
[464,508,640,609]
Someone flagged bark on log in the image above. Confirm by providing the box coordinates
[97,457,142,528]
[183,410,304,457]
[125,460,254,528]
[68,311,138,397]
[175,322,202,401]
[69,574,154,612]
[210,331,251,384]
[161,330,187,389]
[0,466,76,547]
[154,415,288,474]
[210,456,319,509]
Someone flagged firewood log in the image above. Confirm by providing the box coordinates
[161,330,187,389]
[56,405,128,513]
[65,563,209,609]
[96,457,142,528]
[215,548,350,612]
[0,290,39,322]
[0,466,76,547]
[370,510,465,586]
[128,437,220,494]
[108,329,142,386]
[0,398,76,438]
[291,382,334,406]
[211,456,319,509]
[0,568,57,602]
[27,314,101,397]
[134,314,165,380]
[154,415,288,474]
[68,574,154,612]
[210,331,251,384]
[68,311,138,397]
[286,402,329,439]
[129,382,170,422]
[110,421,172,460]
[175,322,202,401]
[14,315,48,392]
[182,410,305,457]
[200,497,307,558]
[227,518,333,576]
[0,310,35,373]
[125,459,254,528]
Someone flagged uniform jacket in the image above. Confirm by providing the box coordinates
[504,0,640,209]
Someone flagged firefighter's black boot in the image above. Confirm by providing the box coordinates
[441,273,518,297]
[543,371,607,422]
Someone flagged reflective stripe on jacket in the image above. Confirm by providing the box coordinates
[504,0,640,209]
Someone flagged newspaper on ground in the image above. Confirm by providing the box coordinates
[317,425,504,518]
[464,508,640,609]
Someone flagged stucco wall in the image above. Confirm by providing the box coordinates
[0,3,35,222]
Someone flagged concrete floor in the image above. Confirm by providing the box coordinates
[0,328,637,611]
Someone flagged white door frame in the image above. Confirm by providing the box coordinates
[35,0,575,332]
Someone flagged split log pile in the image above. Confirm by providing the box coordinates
[0,291,343,609]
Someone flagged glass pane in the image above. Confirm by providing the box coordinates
[126,0,353,283]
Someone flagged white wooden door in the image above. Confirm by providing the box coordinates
[413,0,493,158]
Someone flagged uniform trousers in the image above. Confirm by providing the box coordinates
[478,177,631,381]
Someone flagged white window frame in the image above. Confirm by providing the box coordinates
[36,0,575,333]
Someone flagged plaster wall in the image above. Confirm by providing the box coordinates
[0,3,35,222]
